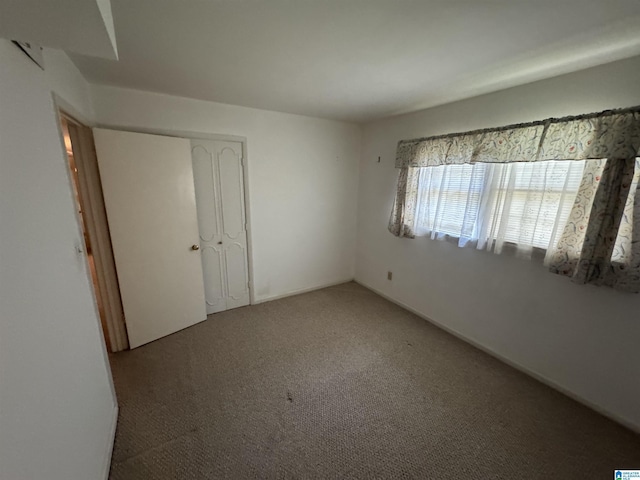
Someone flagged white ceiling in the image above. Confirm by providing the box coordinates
[70,0,640,123]
[0,0,117,59]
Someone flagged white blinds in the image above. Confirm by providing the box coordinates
[413,160,586,259]
[414,163,484,240]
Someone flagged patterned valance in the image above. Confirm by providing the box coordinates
[395,108,640,168]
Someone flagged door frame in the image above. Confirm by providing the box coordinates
[55,96,129,352]
[96,124,256,306]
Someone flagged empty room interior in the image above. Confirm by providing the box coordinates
[2,1,640,479]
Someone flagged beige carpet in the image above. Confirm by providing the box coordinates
[108,282,640,479]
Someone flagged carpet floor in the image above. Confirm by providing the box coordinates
[108,282,640,479]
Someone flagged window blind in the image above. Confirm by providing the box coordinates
[413,160,586,252]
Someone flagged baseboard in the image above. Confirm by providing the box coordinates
[101,404,118,480]
[354,279,640,435]
[253,277,355,304]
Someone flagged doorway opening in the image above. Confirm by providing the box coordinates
[59,113,129,352]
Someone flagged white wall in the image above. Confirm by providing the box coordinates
[91,85,361,302]
[356,55,640,431]
[0,41,117,479]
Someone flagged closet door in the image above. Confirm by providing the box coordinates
[191,139,250,314]
[94,128,207,348]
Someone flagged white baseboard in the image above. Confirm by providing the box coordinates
[355,279,640,434]
[252,277,355,304]
[101,404,118,480]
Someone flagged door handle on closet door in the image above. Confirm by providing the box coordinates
[217,241,223,245]
[191,244,200,251]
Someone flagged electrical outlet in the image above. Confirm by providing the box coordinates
[387,271,393,281]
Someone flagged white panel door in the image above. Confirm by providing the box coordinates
[191,139,250,314]
[94,128,207,348]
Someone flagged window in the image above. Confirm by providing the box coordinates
[412,160,586,254]
[390,108,640,291]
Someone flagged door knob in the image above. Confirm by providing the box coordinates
[191,244,200,251]
[217,241,223,245]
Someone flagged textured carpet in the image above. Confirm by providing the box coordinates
[108,282,640,479]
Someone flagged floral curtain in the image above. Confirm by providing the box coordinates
[390,107,640,292]
[395,110,640,167]
[549,158,640,290]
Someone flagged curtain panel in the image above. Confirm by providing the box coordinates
[390,107,640,292]
[395,110,640,168]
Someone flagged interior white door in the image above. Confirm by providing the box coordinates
[191,139,250,314]
[93,128,207,348]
